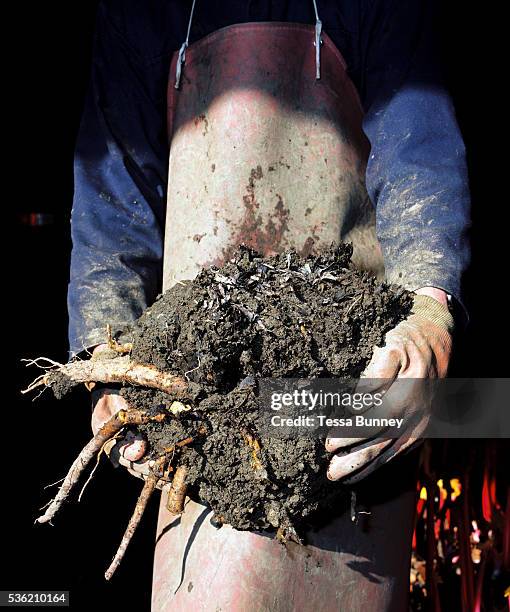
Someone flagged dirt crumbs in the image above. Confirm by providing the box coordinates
[116,244,412,536]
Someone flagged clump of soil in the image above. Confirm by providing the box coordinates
[114,244,412,534]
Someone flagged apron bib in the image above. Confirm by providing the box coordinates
[162,10,383,292]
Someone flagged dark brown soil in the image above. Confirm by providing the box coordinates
[115,245,412,535]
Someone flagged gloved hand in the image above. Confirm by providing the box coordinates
[326,289,454,483]
[90,345,149,481]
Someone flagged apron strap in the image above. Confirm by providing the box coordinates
[312,0,323,80]
[174,0,197,89]
[174,0,323,89]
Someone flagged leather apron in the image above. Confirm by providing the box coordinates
[154,6,415,611]
[162,21,383,289]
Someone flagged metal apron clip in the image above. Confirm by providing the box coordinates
[174,0,324,88]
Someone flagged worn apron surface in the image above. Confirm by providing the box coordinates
[162,21,383,290]
[155,10,414,612]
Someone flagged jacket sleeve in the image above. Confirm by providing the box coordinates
[68,2,169,355]
[360,0,470,312]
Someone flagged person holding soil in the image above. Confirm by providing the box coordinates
[69,1,469,610]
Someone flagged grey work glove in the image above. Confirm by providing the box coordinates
[89,344,149,481]
[326,293,454,483]
[91,387,150,477]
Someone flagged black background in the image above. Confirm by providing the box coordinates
[5,2,507,611]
